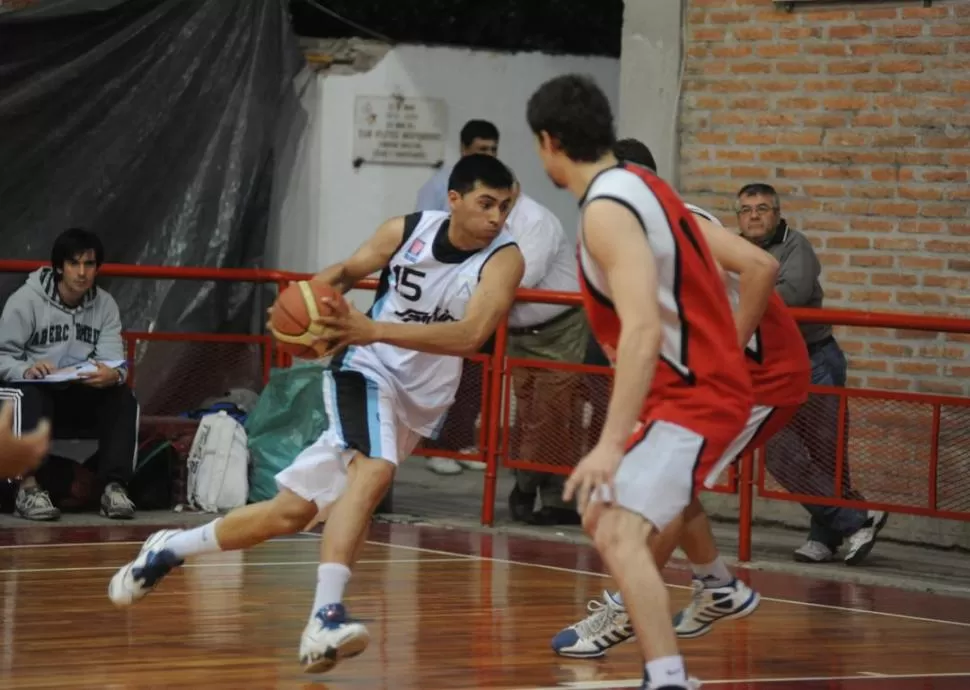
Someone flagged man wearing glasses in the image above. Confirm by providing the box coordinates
[736,183,887,566]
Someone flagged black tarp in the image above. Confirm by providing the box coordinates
[0,0,304,411]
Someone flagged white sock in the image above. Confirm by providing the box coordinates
[646,655,687,687]
[691,557,733,588]
[311,563,352,616]
[165,519,223,559]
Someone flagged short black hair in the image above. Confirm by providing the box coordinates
[526,74,615,163]
[51,228,104,278]
[448,154,515,196]
[613,138,657,172]
[460,119,499,148]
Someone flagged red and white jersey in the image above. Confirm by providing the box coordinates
[577,164,753,438]
[686,204,811,408]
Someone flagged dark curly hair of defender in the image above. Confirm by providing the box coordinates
[526,74,615,163]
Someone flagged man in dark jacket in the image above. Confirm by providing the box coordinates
[737,183,887,566]
[0,228,137,520]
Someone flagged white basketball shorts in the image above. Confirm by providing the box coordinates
[275,368,422,509]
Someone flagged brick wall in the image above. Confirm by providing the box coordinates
[679,0,970,395]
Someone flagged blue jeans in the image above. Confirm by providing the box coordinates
[765,339,868,548]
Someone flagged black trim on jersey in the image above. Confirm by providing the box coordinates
[332,213,423,371]
[678,218,710,271]
[477,241,519,281]
[577,163,624,208]
[652,195,697,387]
[432,218,481,264]
[744,327,764,364]
[330,370,375,457]
[579,261,614,309]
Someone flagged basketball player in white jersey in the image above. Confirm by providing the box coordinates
[552,139,810,661]
[105,154,525,674]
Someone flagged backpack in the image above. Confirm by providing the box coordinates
[185,410,250,512]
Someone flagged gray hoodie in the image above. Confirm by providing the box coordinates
[0,267,127,382]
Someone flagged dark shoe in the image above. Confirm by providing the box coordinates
[508,486,534,523]
[528,506,581,526]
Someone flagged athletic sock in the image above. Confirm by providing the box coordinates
[165,519,223,559]
[691,557,733,588]
[311,563,352,620]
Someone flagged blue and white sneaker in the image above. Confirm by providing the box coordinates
[551,590,633,658]
[108,529,184,606]
[672,577,760,639]
[300,603,370,674]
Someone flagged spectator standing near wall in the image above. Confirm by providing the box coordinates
[736,184,887,565]
[417,119,501,475]
[0,228,138,521]
[504,175,585,526]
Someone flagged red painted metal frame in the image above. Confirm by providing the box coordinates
[4,260,970,562]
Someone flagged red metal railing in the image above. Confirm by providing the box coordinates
[2,260,969,562]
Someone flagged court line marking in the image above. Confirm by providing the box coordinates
[359,537,970,630]
[0,557,470,576]
[0,536,316,551]
[513,671,970,689]
[5,532,970,630]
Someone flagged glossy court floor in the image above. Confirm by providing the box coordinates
[1,522,969,689]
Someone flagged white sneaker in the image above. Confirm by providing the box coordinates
[793,540,836,563]
[300,603,370,674]
[108,529,183,606]
[672,577,760,639]
[550,590,633,658]
[427,457,463,475]
[844,511,888,565]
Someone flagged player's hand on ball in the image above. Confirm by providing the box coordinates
[313,299,379,349]
[563,442,623,517]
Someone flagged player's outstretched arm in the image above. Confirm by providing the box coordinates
[371,245,525,357]
[313,216,406,293]
[585,199,663,453]
[692,212,778,349]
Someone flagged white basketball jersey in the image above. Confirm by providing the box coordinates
[331,211,516,436]
[685,203,756,350]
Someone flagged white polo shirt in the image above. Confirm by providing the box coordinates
[504,192,578,329]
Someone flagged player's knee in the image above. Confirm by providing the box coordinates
[268,490,318,535]
[591,507,652,560]
[346,454,395,508]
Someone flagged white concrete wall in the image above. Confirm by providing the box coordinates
[268,43,620,307]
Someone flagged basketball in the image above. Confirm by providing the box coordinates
[270,280,347,358]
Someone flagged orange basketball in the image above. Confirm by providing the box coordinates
[270,280,347,359]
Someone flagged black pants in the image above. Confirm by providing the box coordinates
[9,382,139,491]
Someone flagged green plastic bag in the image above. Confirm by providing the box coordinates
[245,361,329,503]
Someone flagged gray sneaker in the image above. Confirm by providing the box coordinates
[15,486,61,521]
[101,482,136,520]
[793,540,836,563]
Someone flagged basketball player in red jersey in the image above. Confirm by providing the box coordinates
[550,139,812,661]
[527,75,754,690]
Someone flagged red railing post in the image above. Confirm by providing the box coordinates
[481,318,509,527]
[929,404,941,512]
[737,449,755,562]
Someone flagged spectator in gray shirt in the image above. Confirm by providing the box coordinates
[737,183,887,566]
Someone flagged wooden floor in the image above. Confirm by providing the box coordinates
[1,523,969,689]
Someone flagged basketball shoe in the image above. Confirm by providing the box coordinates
[108,529,183,606]
[672,576,760,638]
[300,603,370,674]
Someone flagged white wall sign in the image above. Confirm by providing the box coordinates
[353,95,447,168]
